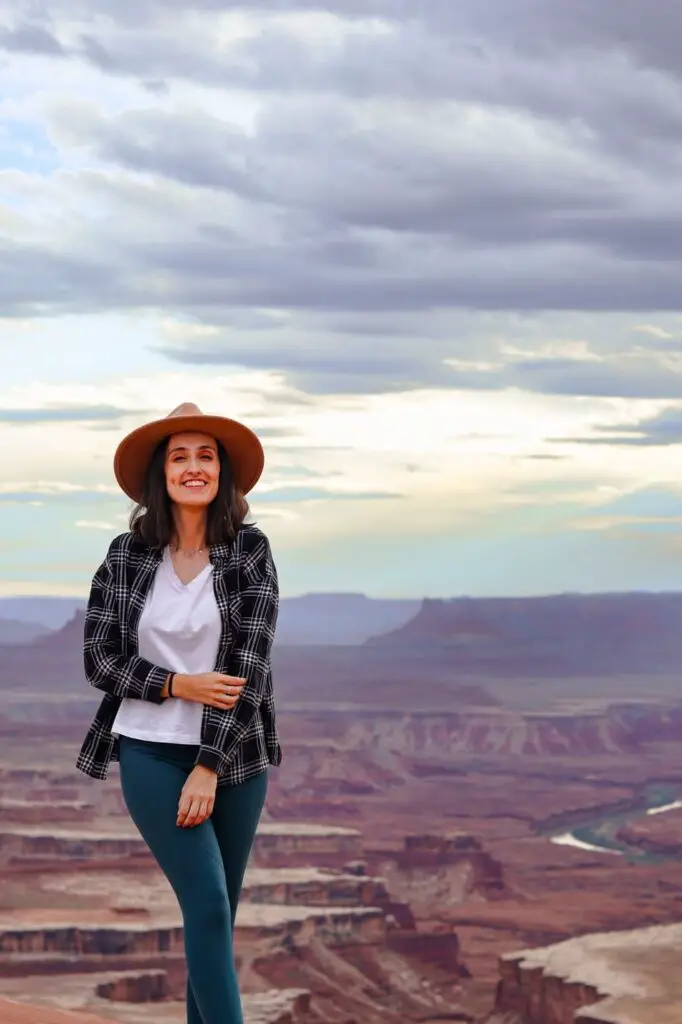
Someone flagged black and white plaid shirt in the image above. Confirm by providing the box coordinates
[76,523,282,787]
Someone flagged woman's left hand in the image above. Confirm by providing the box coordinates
[177,765,218,828]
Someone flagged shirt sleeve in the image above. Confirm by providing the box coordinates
[195,530,279,775]
[83,541,169,703]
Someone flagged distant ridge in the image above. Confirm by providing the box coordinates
[276,593,420,645]
[7,591,682,683]
[36,610,85,652]
[368,592,682,674]
[0,597,85,630]
[1,594,420,648]
[0,618,51,645]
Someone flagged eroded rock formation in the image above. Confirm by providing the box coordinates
[0,799,95,825]
[491,923,682,1024]
[366,832,507,917]
[0,816,472,1022]
[96,970,170,1003]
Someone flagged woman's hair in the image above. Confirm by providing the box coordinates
[129,437,249,548]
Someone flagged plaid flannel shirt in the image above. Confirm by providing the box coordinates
[76,523,282,787]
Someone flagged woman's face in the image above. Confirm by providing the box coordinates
[164,431,220,509]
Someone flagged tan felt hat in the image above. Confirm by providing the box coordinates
[113,402,265,502]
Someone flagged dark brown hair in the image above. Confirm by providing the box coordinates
[129,437,249,548]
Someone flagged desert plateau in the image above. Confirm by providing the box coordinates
[2,594,682,1023]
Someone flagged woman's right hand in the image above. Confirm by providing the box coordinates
[173,672,247,710]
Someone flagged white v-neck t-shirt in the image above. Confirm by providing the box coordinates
[111,546,221,745]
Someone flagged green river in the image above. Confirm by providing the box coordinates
[540,784,682,863]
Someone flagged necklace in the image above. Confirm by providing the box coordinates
[172,544,207,558]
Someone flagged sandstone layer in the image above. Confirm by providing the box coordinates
[492,923,682,1024]
[0,989,312,1024]
[0,999,113,1024]
[0,810,472,1023]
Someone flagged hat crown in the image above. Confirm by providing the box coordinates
[167,402,203,419]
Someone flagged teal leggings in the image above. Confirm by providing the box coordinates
[118,736,268,1024]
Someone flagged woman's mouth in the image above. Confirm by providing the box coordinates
[181,480,207,489]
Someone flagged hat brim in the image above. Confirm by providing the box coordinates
[113,414,265,503]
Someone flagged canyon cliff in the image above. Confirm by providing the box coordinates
[0,809,478,1022]
[490,922,682,1024]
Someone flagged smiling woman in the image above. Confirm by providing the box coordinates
[76,401,281,1024]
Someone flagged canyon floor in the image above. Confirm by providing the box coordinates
[3,697,682,1023]
[4,619,682,1023]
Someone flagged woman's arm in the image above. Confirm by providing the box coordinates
[83,540,170,703]
[195,529,279,775]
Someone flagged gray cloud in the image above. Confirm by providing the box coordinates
[53,101,627,242]
[447,357,682,400]
[5,2,681,180]
[3,1,682,399]
[454,1,682,80]
[562,408,682,447]
[525,454,567,461]
[155,329,457,393]
[0,24,64,54]
[78,109,262,197]
[0,404,146,424]
[7,2,682,84]
[157,320,682,397]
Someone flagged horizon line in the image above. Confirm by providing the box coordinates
[3,588,682,603]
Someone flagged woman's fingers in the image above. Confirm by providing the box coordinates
[201,675,247,710]
[222,678,246,700]
[211,697,234,709]
[193,798,213,826]
[176,794,191,827]
[179,795,203,828]
[178,794,210,828]
[211,692,240,710]
[220,676,247,693]
[189,798,210,827]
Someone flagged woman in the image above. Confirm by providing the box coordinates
[76,402,282,1024]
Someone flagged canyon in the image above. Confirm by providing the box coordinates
[2,594,682,1022]
[489,923,682,1024]
[0,800,473,1022]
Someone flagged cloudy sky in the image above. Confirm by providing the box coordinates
[2,1,682,599]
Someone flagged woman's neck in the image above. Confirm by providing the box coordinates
[171,506,208,553]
